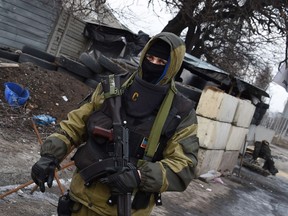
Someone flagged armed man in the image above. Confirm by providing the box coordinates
[31,32,199,216]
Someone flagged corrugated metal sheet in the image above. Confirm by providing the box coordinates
[47,10,88,59]
[59,16,88,58]
[0,1,127,59]
[46,10,70,55]
[0,0,60,50]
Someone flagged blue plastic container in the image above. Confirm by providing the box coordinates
[4,82,30,106]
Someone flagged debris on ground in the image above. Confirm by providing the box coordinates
[199,170,222,182]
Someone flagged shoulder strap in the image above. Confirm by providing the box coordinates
[102,74,123,99]
[144,83,176,161]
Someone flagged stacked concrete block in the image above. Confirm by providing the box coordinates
[226,126,249,151]
[218,150,240,173]
[232,99,256,128]
[224,99,256,157]
[196,86,238,176]
[196,148,224,176]
[197,116,231,150]
[195,86,256,176]
[196,86,238,122]
[247,125,275,145]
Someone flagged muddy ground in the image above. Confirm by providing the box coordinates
[0,60,288,215]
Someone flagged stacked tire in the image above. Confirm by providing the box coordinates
[1,45,136,90]
[0,45,102,89]
[0,48,20,62]
[175,81,202,108]
[19,45,58,71]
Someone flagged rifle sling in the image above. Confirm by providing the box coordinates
[103,74,176,161]
[144,86,175,160]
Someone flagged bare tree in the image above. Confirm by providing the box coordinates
[53,0,106,18]
[51,0,287,88]
[157,0,288,87]
[52,0,136,30]
[254,63,273,89]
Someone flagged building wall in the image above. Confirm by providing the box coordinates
[0,1,125,59]
[0,0,60,50]
[47,10,89,59]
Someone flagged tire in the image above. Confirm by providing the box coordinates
[0,49,19,62]
[57,67,86,82]
[175,81,202,105]
[22,45,56,62]
[18,53,57,71]
[97,54,128,75]
[84,78,99,89]
[91,73,108,83]
[79,52,103,74]
[56,55,93,79]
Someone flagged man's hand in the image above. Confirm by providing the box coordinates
[99,163,141,194]
[31,155,59,192]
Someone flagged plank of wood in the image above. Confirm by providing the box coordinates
[0,63,19,67]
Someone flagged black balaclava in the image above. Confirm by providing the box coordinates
[142,39,170,83]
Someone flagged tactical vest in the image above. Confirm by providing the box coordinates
[73,85,193,175]
[72,76,194,209]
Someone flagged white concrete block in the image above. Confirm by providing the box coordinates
[196,86,238,123]
[197,116,232,150]
[195,148,224,176]
[233,99,256,128]
[247,125,275,144]
[226,126,249,151]
[218,150,239,173]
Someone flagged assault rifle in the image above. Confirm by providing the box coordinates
[96,74,131,216]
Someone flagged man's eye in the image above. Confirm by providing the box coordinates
[145,54,167,65]
[159,60,167,65]
[147,56,152,60]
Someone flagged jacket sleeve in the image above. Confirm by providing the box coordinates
[138,109,199,193]
[40,84,104,161]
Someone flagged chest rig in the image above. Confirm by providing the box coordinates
[72,74,193,208]
[73,73,187,178]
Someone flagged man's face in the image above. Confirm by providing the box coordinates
[141,40,170,83]
[145,54,168,66]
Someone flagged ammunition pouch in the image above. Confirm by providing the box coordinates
[132,191,151,209]
[72,138,108,166]
[72,125,149,185]
[131,191,162,210]
[57,191,74,216]
[106,191,163,210]
[72,101,118,185]
[79,158,116,185]
[72,138,116,185]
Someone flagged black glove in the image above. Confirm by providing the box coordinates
[31,155,59,192]
[99,163,141,194]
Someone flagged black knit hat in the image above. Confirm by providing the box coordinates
[146,39,170,61]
